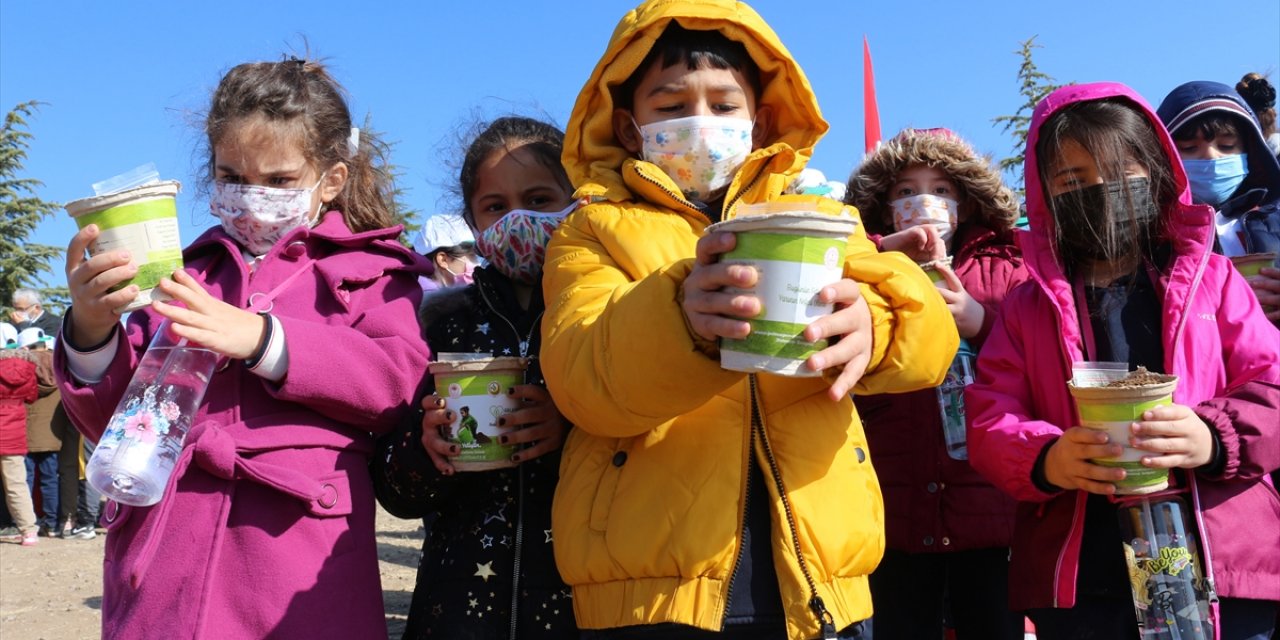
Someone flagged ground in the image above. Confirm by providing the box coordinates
[0,505,424,639]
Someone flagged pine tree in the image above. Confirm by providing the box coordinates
[992,36,1065,199]
[0,101,66,313]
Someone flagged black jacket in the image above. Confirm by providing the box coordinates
[373,266,575,640]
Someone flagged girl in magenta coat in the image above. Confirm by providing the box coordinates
[845,128,1028,639]
[55,58,430,639]
[968,82,1280,639]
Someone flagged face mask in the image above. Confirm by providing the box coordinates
[475,200,580,284]
[638,116,754,201]
[1051,177,1158,261]
[1182,154,1248,208]
[210,176,325,255]
[442,259,477,287]
[890,194,959,243]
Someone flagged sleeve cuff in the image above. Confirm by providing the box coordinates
[246,314,288,382]
[1031,437,1064,494]
[65,326,122,384]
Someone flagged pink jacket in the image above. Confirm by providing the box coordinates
[0,356,37,455]
[56,211,431,639]
[857,222,1027,553]
[967,82,1280,611]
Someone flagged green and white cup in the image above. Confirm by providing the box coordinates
[1230,251,1278,278]
[429,355,526,471]
[65,181,183,313]
[1068,373,1179,495]
[708,203,858,377]
[919,257,953,284]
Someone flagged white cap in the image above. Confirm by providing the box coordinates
[16,327,52,349]
[414,214,475,255]
[0,323,17,349]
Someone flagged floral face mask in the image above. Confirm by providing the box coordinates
[210,176,324,255]
[475,200,580,284]
[638,115,754,202]
[890,194,959,243]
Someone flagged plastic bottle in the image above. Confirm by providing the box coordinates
[86,320,219,506]
[1117,495,1213,639]
[937,338,974,460]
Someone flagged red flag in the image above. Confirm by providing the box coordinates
[863,35,882,154]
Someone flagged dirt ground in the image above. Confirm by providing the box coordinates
[0,505,424,639]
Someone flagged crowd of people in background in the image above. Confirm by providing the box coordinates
[2,1,1277,639]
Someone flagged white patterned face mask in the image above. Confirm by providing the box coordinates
[210,176,324,255]
[638,115,754,201]
[890,194,958,243]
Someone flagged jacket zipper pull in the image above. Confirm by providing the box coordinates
[809,595,837,639]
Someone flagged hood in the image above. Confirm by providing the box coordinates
[563,0,826,202]
[1157,80,1280,202]
[847,127,1020,237]
[0,353,33,386]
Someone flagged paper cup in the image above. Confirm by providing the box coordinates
[1230,252,1277,278]
[429,355,526,471]
[919,257,953,284]
[1068,373,1178,495]
[708,203,858,377]
[65,181,183,313]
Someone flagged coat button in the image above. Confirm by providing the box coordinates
[926,482,939,493]
[283,241,307,259]
[612,451,627,467]
[942,537,951,546]
[923,536,935,546]
[854,447,866,463]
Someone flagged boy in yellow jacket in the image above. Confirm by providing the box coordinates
[541,1,958,638]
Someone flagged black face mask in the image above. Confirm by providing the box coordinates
[1051,177,1158,262]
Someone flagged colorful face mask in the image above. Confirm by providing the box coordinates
[1051,177,1158,261]
[890,194,959,243]
[1182,154,1248,208]
[638,115,753,201]
[475,201,579,284]
[210,177,324,255]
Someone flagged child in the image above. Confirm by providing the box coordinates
[0,325,40,547]
[1157,81,1280,323]
[374,116,578,639]
[56,57,430,638]
[844,128,1028,639]
[542,2,957,638]
[967,82,1280,640]
[1237,73,1280,158]
[413,213,478,293]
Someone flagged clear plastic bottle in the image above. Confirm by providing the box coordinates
[937,338,974,460]
[1117,495,1213,640]
[86,320,219,506]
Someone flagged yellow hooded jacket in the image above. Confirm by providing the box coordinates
[542,1,959,638]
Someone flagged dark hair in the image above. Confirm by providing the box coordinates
[614,22,763,111]
[457,116,570,229]
[1237,72,1278,136]
[428,242,475,262]
[1036,99,1178,276]
[204,57,396,233]
[1169,110,1242,144]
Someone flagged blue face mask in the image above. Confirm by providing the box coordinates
[1182,154,1248,207]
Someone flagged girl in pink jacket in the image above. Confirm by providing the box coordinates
[56,58,430,639]
[967,82,1280,639]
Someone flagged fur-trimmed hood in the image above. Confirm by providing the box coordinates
[845,128,1020,237]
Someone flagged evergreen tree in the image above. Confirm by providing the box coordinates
[0,101,66,313]
[992,36,1065,199]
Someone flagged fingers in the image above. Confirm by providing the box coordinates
[65,225,100,276]
[421,395,447,411]
[694,231,736,266]
[506,384,549,403]
[803,280,864,342]
[155,272,210,310]
[934,261,963,293]
[420,426,457,476]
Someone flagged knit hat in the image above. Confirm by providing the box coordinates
[845,128,1020,237]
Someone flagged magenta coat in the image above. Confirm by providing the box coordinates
[967,82,1280,614]
[0,357,37,455]
[56,211,431,639]
[856,222,1027,553]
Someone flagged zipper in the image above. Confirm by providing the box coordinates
[477,281,542,360]
[720,405,755,630]
[749,375,838,639]
[509,463,526,640]
[628,160,768,225]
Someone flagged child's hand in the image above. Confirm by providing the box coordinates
[932,263,985,339]
[1129,404,1215,470]
[419,395,461,476]
[878,226,946,263]
[499,384,570,464]
[681,231,760,342]
[803,279,873,401]
[151,270,266,360]
[1044,427,1126,495]
[64,224,140,347]
[1247,267,1280,324]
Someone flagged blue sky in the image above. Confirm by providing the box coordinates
[3,0,1277,290]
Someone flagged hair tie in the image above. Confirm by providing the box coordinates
[345,127,360,159]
